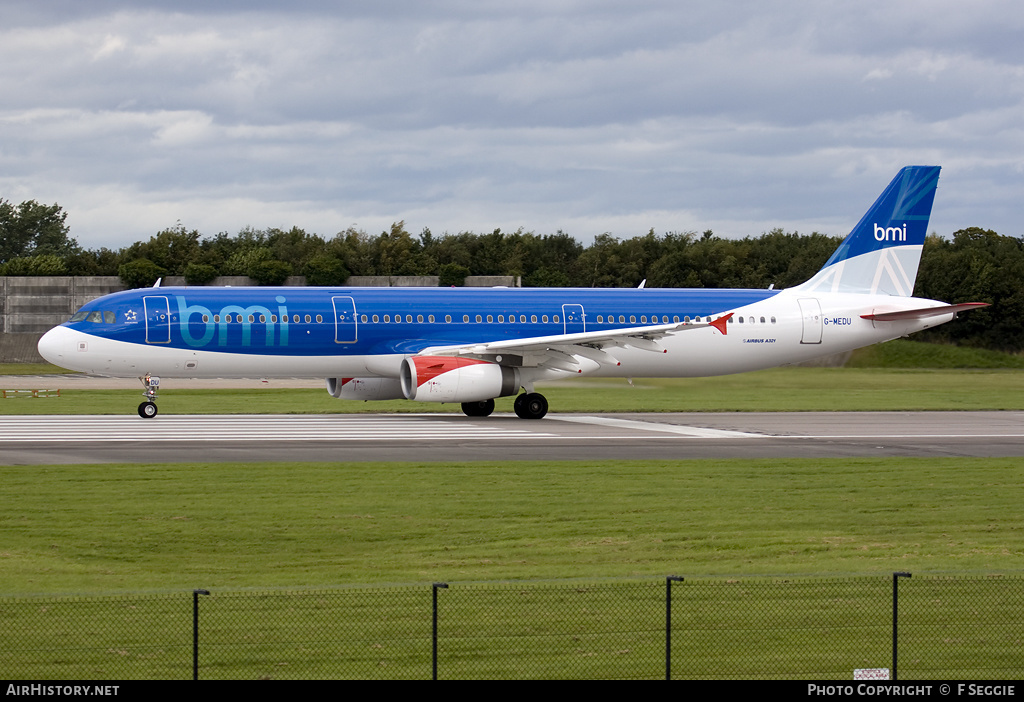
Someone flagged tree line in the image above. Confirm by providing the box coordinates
[1,198,1021,351]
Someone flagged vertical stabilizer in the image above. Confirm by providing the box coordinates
[795,166,940,296]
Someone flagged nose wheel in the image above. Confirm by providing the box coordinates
[138,374,160,419]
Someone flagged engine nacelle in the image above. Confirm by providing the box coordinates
[400,356,520,403]
[326,377,405,401]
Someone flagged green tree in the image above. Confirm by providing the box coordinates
[0,199,77,263]
[118,259,167,289]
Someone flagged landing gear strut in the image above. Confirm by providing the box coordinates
[514,392,548,420]
[461,398,495,417]
[138,374,160,418]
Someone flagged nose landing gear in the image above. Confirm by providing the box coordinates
[138,374,160,418]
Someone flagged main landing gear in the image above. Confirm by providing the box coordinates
[459,392,549,419]
[138,374,160,418]
[514,392,548,420]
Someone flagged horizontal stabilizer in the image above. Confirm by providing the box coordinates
[861,302,989,322]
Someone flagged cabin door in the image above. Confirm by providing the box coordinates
[562,304,585,334]
[332,296,358,344]
[798,298,823,344]
[143,296,171,344]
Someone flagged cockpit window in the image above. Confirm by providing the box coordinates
[70,309,116,323]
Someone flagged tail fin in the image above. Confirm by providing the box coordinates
[795,166,940,296]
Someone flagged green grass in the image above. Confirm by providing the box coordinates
[847,339,1024,369]
[2,457,1023,595]
[0,362,75,375]
[3,366,1024,414]
[3,456,1023,679]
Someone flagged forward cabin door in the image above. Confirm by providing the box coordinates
[143,296,171,344]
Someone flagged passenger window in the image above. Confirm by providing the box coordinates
[629,315,636,323]
[531,315,537,323]
[487,315,493,323]
[214,315,220,323]
[640,315,647,323]
[597,315,603,323]
[771,316,777,324]
[476,315,482,323]
[260,315,266,323]
[384,315,390,323]
[520,315,526,323]
[446,315,452,323]
[405,315,412,323]
[673,316,680,323]
[463,315,469,323]
[417,315,423,323]
[429,315,435,323]
[553,315,559,323]
[498,315,504,323]
[542,315,548,323]
[760,317,766,323]
[316,315,323,323]
[304,315,311,323]
[373,315,379,323]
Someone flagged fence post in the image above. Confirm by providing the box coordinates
[892,572,911,681]
[666,576,684,680]
[192,589,210,681]
[432,582,448,681]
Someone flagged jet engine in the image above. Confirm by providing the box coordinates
[326,377,405,401]
[400,356,520,403]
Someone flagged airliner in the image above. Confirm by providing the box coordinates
[37,166,985,419]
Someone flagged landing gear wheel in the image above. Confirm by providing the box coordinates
[138,401,158,419]
[461,399,495,417]
[513,392,548,420]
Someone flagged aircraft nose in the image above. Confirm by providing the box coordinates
[37,325,72,366]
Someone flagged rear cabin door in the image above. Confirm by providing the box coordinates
[798,298,823,344]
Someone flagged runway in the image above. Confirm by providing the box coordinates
[2,411,1023,464]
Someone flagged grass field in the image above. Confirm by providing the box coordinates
[3,341,1023,678]
[2,457,1023,595]
[3,367,1024,415]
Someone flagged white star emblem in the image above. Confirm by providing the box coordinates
[125,310,138,322]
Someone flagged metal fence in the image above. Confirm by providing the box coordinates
[1,574,1021,679]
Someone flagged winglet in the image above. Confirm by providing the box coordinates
[709,313,733,335]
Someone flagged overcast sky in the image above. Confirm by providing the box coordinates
[2,1,1021,250]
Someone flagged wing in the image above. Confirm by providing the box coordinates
[418,313,733,372]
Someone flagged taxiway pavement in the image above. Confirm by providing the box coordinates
[1,411,1021,464]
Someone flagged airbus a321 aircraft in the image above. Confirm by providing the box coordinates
[38,166,985,419]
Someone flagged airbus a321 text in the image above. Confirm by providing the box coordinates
[38,166,985,419]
